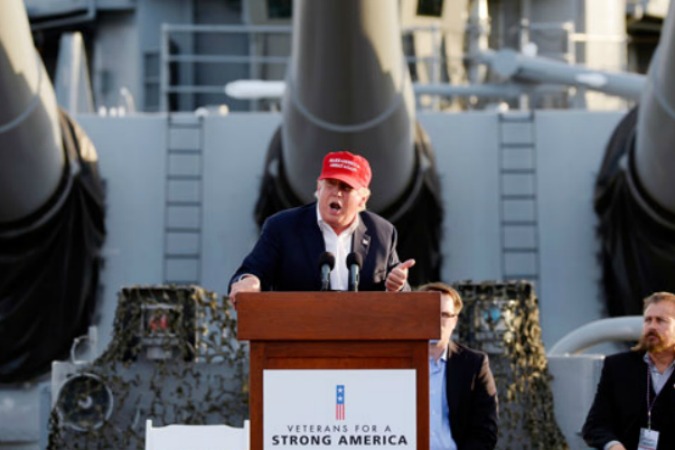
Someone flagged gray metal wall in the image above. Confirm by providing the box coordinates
[424,110,623,345]
[77,109,624,352]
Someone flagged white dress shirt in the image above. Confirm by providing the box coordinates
[316,206,359,291]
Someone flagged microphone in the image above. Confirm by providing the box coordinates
[346,252,363,292]
[318,252,335,291]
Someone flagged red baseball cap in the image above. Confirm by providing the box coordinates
[317,151,372,190]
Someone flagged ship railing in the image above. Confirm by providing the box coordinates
[158,20,630,113]
[159,23,292,112]
[158,23,450,113]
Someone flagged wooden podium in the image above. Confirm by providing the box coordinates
[237,291,440,450]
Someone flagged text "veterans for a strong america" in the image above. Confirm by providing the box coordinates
[271,434,409,446]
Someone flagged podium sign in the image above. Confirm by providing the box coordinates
[237,292,439,450]
[264,369,416,449]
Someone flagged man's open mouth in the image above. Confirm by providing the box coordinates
[330,201,342,212]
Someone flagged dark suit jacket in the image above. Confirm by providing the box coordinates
[582,351,675,450]
[229,203,406,292]
[446,342,499,450]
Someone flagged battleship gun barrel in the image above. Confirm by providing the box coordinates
[0,0,105,383]
[478,49,645,101]
[281,0,416,211]
[0,0,65,223]
[594,0,675,316]
[633,0,675,215]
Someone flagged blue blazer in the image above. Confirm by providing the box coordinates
[229,203,407,292]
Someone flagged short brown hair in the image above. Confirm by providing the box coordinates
[417,282,463,314]
[643,292,675,312]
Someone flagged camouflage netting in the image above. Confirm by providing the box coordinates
[48,286,248,449]
[48,282,568,449]
[454,280,568,450]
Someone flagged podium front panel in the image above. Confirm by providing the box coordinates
[238,292,438,450]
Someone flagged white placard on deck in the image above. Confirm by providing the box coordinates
[263,369,416,449]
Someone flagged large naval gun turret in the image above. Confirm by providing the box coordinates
[253,0,675,316]
[3,0,675,448]
[595,0,675,316]
[256,0,442,285]
[595,2,675,315]
[0,0,105,383]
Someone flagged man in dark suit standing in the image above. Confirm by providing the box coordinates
[582,292,675,450]
[229,150,415,306]
[419,282,499,450]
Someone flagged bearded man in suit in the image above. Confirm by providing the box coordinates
[582,292,675,450]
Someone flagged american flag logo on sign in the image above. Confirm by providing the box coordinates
[335,385,345,420]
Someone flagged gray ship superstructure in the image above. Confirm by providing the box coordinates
[2,0,675,448]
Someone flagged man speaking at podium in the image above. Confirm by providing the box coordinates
[228,151,414,307]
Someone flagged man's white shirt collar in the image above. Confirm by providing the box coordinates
[316,205,360,290]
